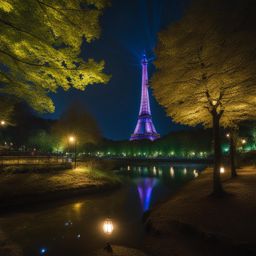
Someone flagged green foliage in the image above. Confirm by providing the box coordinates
[0,96,14,125]
[0,0,110,118]
[153,0,256,128]
[28,130,59,152]
[85,129,213,158]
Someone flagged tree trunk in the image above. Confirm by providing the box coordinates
[230,130,237,178]
[212,110,225,196]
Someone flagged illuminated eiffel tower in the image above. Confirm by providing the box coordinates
[130,54,160,141]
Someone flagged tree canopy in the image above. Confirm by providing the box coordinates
[152,0,256,195]
[52,102,101,149]
[152,0,256,128]
[0,0,110,117]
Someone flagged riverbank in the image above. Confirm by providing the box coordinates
[144,166,256,256]
[0,165,121,211]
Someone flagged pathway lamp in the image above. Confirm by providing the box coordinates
[220,167,225,174]
[69,136,77,169]
[103,218,114,253]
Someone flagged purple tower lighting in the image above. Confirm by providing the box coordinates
[130,54,160,141]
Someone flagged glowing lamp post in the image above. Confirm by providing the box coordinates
[241,139,246,145]
[103,218,114,253]
[220,167,225,174]
[0,120,5,126]
[68,136,77,169]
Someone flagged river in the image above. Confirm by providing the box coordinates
[0,163,206,256]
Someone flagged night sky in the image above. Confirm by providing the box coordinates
[42,0,189,140]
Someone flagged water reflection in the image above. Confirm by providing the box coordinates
[0,163,206,256]
[170,167,175,178]
[125,164,202,179]
[136,178,158,211]
[153,166,157,176]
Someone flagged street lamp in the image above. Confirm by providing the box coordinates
[241,139,246,145]
[0,120,5,126]
[103,218,114,253]
[220,167,225,173]
[68,136,77,169]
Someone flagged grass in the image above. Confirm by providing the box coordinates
[0,164,121,209]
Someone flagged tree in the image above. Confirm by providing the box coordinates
[52,102,101,150]
[152,0,256,195]
[28,130,58,153]
[0,0,110,119]
[226,127,239,178]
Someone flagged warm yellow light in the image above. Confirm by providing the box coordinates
[69,136,75,143]
[193,170,198,178]
[220,167,225,173]
[241,139,246,145]
[153,166,157,176]
[212,100,217,106]
[170,167,174,177]
[103,219,114,235]
[226,133,230,138]
[0,120,5,126]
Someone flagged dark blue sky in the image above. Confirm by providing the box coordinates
[42,0,189,140]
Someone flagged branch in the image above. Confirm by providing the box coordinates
[0,18,47,43]
[0,49,83,71]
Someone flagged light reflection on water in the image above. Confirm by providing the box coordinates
[122,164,203,213]
[0,163,205,256]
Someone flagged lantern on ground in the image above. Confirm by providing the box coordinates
[103,218,114,235]
[102,218,114,253]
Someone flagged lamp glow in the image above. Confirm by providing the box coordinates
[241,139,246,145]
[226,133,230,138]
[103,219,114,235]
[0,120,5,126]
[220,167,225,173]
[69,136,75,143]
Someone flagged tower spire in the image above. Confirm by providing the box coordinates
[130,53,160,141]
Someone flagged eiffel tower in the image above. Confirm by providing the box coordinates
[130,54,160,141]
